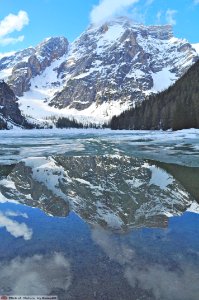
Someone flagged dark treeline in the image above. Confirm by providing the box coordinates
[110,59,199,131]
[56,117,107,129]
[56,117,84,129]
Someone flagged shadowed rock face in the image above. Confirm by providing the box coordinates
[0,116,7,129]
[0,81,27,128]
[3,37,69,97]
[0,155,194,230]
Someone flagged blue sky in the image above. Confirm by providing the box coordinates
[0,0,198,53]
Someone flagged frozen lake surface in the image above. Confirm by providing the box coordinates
[0,128,199,166]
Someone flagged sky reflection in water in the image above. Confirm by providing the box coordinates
[0,201,198,300]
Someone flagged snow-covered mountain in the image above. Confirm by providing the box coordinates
[0,17,198,125]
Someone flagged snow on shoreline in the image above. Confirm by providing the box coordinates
[0,127,199,139]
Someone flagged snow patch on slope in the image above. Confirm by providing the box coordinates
[23,156,69,199]
[146,164,174,189]
[20,53,67,102]
[0,51,16,59]
[96,24,125,54]
[192,43,199,55]
[187,201,199,214]
[151,68,177,92]
[19,93,131,126]
[0,68,13,80]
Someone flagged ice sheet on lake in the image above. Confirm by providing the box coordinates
[0,128,199,166]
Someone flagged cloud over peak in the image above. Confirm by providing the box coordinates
[165,9,177,26]
[90,0,140,25]
[89,0,178,27]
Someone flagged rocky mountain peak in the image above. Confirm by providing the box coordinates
[35,36,69,60]
[0,37,69,97]
[49,19,197,120]
[89,16,173,40]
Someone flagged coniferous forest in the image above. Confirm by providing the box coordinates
[110,59,199,131]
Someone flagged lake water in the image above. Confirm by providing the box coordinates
[0,129,199,300]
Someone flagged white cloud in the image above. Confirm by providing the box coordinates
[0,253,71,295]
[130,7,147,23]
[5,210,28,218]
[0,211,32,240]
[90,0,140,25]
[0,35,24,46]
[0,10,29,46]
[92,226,199,300]
[156,11,162,24]
[92,227,135,265]
[125,262,199,300]
[165,9,177,26]
[145,0,154,5]
[0,51,16,59]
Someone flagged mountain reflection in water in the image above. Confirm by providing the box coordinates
[0,155,197,230]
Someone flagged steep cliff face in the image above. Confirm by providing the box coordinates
[0,37,69,97]
[0,81,27,128]
[110,59,199,131]
[0,17,198,125]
